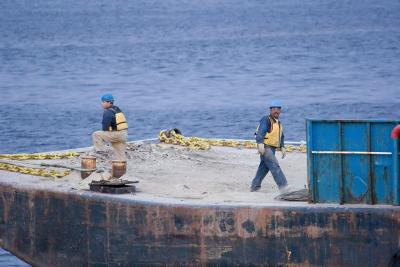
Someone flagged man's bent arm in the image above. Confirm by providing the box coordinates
[255,116,270,144]
[102,110,114,131]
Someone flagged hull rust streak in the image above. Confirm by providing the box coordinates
[0,184,400,266]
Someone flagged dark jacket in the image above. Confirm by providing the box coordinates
[102,105,123,131]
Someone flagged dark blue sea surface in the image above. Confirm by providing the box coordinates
[1,0,399,154]
[0,248,30,267]
[0,0,399,264]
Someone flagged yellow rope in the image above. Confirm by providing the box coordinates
[0,133,306,178]
[159,130,307,152]
[159,130,211,150]
[0,162,70,178]
[0,151,80,160]
[284,144,307,153]
[0,151,79,177]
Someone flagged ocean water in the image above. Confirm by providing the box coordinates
[0,0,399,265]
[0,248,30,267]
[1,0,399,154]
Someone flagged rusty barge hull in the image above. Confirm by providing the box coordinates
[1,183,400,267]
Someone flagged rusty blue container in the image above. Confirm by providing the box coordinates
[307,120,400,205]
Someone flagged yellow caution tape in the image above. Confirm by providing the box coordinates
[158,130,307,152]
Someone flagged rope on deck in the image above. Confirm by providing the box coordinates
[158,129,307,152]
[0,152,80,178]
[275,189,310,202]
[0,130,306,178]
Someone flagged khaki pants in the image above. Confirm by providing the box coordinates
[92,130,128,160]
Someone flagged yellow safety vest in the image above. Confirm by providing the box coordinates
[263,116,283,148]
[109,108,128,131]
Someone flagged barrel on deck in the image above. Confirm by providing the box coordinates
[307,120,400,205]
[80,156,96,179]
[112,160,126,178]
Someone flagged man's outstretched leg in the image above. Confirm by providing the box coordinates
[250,156,270,191]
[263,147,288,191]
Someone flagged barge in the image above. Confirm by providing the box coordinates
[0,140,399,266]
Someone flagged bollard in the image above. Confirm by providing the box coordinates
[81,156,96,179]
[112,160,127,178]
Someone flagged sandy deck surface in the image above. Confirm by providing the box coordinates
[0,143,307,205]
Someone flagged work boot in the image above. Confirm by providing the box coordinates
[250,186,261,192]
[279,185,291,194]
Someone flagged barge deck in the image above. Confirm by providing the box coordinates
[0,144,399,266]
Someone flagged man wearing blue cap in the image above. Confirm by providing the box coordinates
[92,93,129,160]
[250,100,288,193]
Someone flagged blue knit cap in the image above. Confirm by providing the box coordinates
[101,93,114,102]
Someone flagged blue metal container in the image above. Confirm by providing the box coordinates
[307,120,400,205]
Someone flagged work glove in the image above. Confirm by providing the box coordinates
[257,143,265,155]
[281,147,286,159]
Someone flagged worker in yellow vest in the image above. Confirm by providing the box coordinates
[250,100,288,192]
[92,93,128,161]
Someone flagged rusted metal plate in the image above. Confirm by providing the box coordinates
[89,183,136,194]
[1,184,400,266]
[90,179,138,186]
[89,180,137,194]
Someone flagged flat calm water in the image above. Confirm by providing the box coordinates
[0,0,399,265]
[0,248,30,267]
[1,0,399,154]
